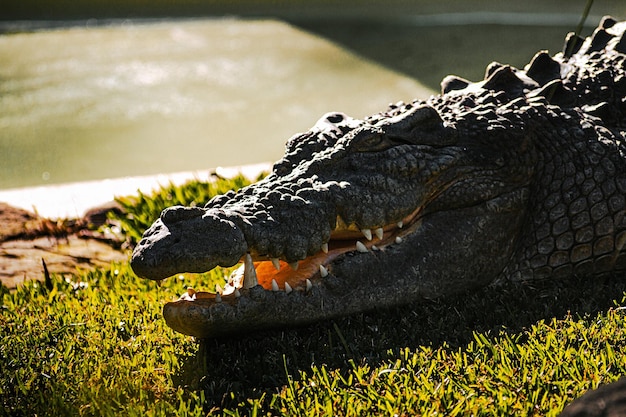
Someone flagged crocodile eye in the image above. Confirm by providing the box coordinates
[350,128,392,152]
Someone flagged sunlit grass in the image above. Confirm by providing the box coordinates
[275,314,626,416]
[2,175,626,415]
[0,263,207,415]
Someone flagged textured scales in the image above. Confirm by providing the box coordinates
[131,17,626,338]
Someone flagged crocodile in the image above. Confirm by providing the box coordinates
[131,16,626,338]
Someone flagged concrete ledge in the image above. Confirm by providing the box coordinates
[0,162,271,219]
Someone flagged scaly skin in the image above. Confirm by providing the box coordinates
[131,16,626,338]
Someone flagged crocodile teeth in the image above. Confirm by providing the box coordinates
[361,228,372,240]
[356,241,368,253]
[271,279,279,292]
[321,243,329,253]
[397,221,404,228]
[336,215,350,229]
[271,258,281,271]
[234,289,241,298]
[306,279,312,292]
[319,264,329,277]
[285,282,293,293]
[395,236,403,244]
[374,227,384,240]
[182,286,196,301]
[215,292,222,303]
[289,261,299,271]
[243,253,258,289]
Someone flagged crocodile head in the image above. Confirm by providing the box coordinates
[131,17,626,338]
[131,88,539,337]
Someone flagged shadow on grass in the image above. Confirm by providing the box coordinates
[172,273,626,410]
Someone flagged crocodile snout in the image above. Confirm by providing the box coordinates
[131,209,247,280]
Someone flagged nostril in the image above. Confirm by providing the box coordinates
[161,205,205,225]
[326,112,345,124]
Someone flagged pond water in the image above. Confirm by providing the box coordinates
[0,18,430,190]
[0,13,613,190]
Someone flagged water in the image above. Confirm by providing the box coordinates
[4,12,622,191]
[0,18,430,189]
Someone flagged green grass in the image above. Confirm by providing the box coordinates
[2,176,626,416]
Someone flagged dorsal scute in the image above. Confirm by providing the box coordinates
[588,28,613,53]
[562,32,584,58]
[482,64,538,100]
[484,61,507,79]
[440,75,470,94]
[525,51,562,86]
[571,17,626,57]
[600,15,618,29]
[435,16,625,126]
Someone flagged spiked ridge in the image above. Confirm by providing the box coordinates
[131,17,626,338]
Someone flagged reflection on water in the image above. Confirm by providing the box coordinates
[0,19,431,189]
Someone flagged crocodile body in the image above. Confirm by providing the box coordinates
[131,17,626,338]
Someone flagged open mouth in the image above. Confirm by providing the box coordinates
[176,208,422,304]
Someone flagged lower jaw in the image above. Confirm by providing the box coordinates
[162,284,333,338]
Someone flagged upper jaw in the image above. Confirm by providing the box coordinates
[130,169,424,281]
[130,208,248,281]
